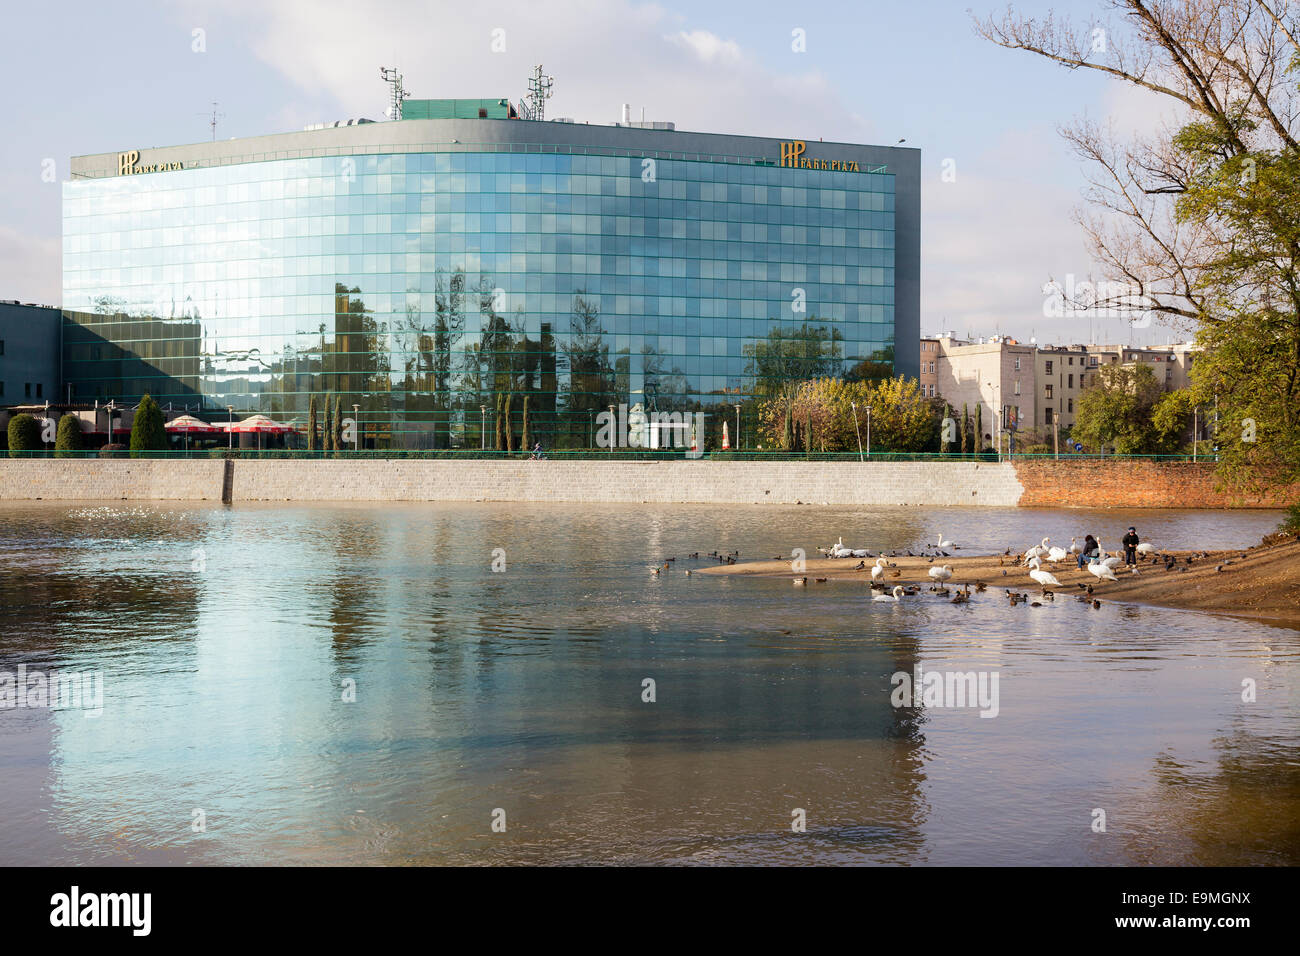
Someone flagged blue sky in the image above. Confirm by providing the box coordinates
[0,0,1182,346]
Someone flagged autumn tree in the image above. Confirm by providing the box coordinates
[976,0,1300,491]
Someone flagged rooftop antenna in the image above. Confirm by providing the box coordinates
[380,66,408,120]
[198,102,225,141]
[522,64,554,121]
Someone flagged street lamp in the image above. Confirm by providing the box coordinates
[733,404,742,451]
[480,405,487,451]
[608,404,616,455]
[850,401,864,462]
[227,405,234,450]
[105,400,116,445]
[865,405,872,458]
[987,381,1001,462]
[352,404,361,452]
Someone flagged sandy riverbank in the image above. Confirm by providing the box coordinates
[697,534,1300,629]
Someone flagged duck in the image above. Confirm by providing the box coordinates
[793,576,807,586]
[951,585,971,605]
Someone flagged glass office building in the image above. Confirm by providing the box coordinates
[63,106,920,448]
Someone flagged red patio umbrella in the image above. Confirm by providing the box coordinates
[166,414,221,451]
[222,415,294,450]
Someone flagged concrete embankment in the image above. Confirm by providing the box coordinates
[0,457,1290,508]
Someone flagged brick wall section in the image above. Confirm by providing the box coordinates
[0,459,1024,506]
[1013,459,1295,509]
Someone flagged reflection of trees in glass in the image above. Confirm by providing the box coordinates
[845,343,895,385]
[398,268,465,448]
[559,292,616,445]
[743,321,845,397]
[332,282,389,399]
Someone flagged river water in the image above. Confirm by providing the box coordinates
[0,501,1295,866]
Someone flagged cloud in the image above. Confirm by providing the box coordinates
[670,29,743,64]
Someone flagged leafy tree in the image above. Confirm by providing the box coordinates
[129,395,167,455]
[7,413,39,456]
[976,0,1300,493]
[863,376,940,453]
[1073,364,1167,454]
[1151,388,1194,454]
[55,414,83,458]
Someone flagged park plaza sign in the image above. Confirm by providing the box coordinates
[117,150,184,175]
[779,140,860,171]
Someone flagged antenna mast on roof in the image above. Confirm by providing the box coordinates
[198,102,225,141]
[380,66,408,120]
[521,65,554,121]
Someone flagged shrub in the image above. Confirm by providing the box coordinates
[1280,503,1300,535]
[7,414,40,457]
[98,443,127,459]
[130,395,167,455]
[55,414,84,458]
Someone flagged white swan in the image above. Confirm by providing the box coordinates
[873,585,904,602]
[1025,537,1050,560]
[928,565,953,583]
[870,557,887,582]
[1100,546,1122,569]
[1046,545,1069,563]
[936,533,952,549]
[1135,542,1155,556]
[1088,562,1118,582]
[1068,536,1080,555]
[1029,567,1061,588]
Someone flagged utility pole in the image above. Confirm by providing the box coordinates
[197,102,225,141]
[1052,408,1059,459]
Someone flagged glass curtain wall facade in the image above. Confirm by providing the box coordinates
[63,150,896,449]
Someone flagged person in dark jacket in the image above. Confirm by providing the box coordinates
[1122,527,1140,567]
[1077,534,1100,570]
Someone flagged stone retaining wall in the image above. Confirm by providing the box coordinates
[0,457,1289,508]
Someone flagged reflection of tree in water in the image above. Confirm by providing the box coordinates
[1118,730,1300,865]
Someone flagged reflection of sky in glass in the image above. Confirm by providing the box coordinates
[61,152,899,445]
[1,502,1296,865]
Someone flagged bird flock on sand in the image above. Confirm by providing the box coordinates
[649,531,1236,610]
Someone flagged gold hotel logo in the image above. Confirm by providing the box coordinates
[779,140,859,171]
[117,150,184,176]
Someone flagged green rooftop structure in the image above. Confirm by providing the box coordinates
[401,98,517,120]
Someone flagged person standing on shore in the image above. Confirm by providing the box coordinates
[1122,527,1140,568]
[1077,534,1100,570]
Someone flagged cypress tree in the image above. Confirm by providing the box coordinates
[322,394,333,452]
[307,394,318,451]
[504,393,514,453]
[55,414,83,458]
[942,402,953,452]
[494,393,504,451]
[130,395,167,455]
[974,403,983,453]
[333,396,342,454]
[961,404,970,454]
[521,395,530,452]
[7,413,40,457]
